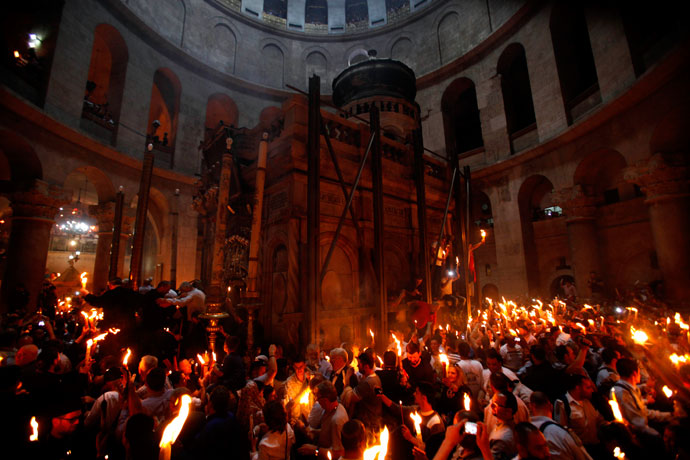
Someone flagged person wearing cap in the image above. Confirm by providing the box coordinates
[34,383,85,460]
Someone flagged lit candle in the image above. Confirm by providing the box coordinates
[464,393,471,411]
[29,417,38,442]
[662,386,673,398]
[410,411,423,441]
[123,348,132,367]
[159,395,192,460]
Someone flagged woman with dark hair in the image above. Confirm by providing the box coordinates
[252,399,295,460]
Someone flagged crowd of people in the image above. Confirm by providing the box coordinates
[1,274,689,460]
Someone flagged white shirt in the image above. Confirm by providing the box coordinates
[457,358,484,398]
[169,288,206,320]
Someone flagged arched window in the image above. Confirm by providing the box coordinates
[147,68,181,168]
[263,0,287,19]
[619,5,681,77]
[82,24,129,145]
[497,43,537,154]
[204,94,238,141]
[305,0,328,25]
[345,0,368,25]
[550,4,600,124]
[442,78,484,156]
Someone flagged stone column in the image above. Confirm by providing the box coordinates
[625,154,690,302]
[552,185,600,293]
[1,180,70,312]
[117,211,135,279]
[88,201,116,294]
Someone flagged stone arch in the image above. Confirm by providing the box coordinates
[147,68,182,160]
[209,21,237,74]
[319,233,358,310]
[63,166,116,204]
[497,42,537,153]
[518,175,556,295]
[549,274,575,298]
[442,77,484,155]
[437,11,461,65]
[383,240,409,296]
[389,36,413,64]
[305,50,328,92]
[550,2,600,124]
[470,189,497,293]
[0,130,42,182]
[260,42,285,88]
[205,93,239,140]
[84,24,129,144]
[127,187,169,281]
[574,149,631,203]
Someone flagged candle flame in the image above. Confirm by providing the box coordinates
[410,411,422,437]
[369,329,375,339]
[670,353,690,366]
[630,326,648,345]
[480,229,487,239]
[159,394,192,448]
[464,393,471,411]
[363,427,389,460]
[327,452,332,460]
[613,446,626,459]
[662,385,673,398]
[123,348,132,366]
[80,272,88,290]
[609,391,625,423]
[299,388,311,405]
[439,354,449,374]
[197,353,206,365]
[29,417,38,441]
[212,351,217,363]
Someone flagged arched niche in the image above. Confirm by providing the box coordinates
[442,78,484,156]
[127,187,170,282]
[0,130,42,182]
[83,24,129,145]
[550,3,601,124]
[305,50,328,93]
[437,11,461,65]
[147,68,182,167]
[574,150,633,204]
[209,23,237,74]
[205,93,239,141]
[260,43,285,88]
[518,175,556,295]
[497,42,537,154]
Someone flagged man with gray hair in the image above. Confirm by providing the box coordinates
[329,347,351,397]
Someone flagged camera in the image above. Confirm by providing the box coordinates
[38,321,45,327]
[464,421,478,435]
